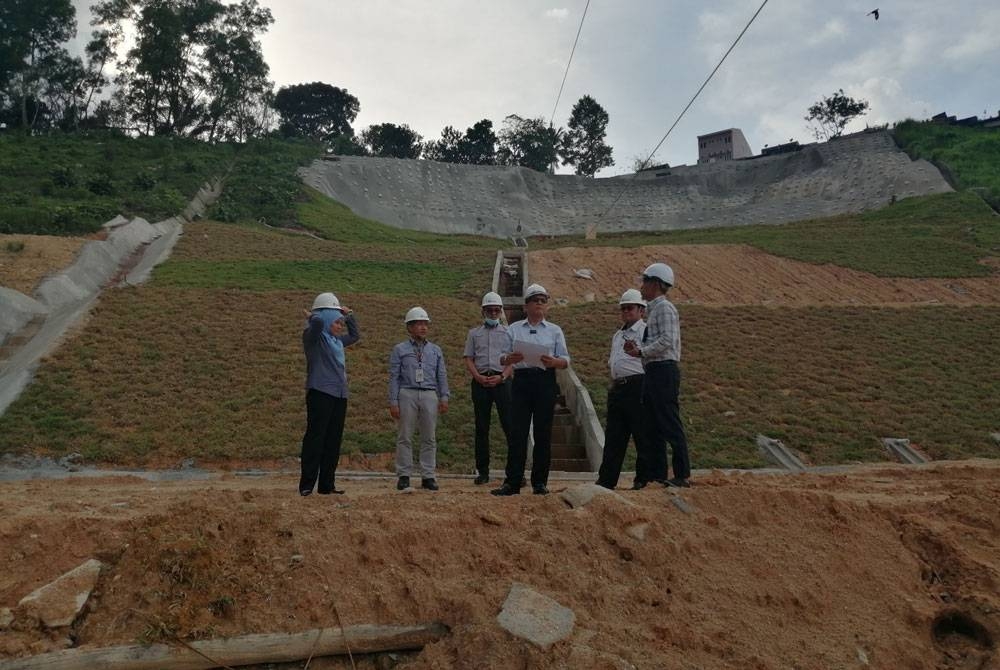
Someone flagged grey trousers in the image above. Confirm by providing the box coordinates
[395,388,439,478]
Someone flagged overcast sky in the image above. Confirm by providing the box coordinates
[71,0,1000,175]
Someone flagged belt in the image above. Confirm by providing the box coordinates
[480,370,503,377]
[514,367,554,376]
[612,373,644,386]
[402,387,435,391]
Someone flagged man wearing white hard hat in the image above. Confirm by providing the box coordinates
[299,292,360,496]
[596,289,649,490]
[491,283,570,496]
[624,263,692,488]
[463,292,514,485]
[388,306,450,491]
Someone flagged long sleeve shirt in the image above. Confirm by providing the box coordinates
[609,319,646,379]
[303,313,360,398]
[388,339,450,405]
[639,296,681,363]
[507,319,570,370]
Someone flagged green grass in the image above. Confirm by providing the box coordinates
[152,259,475,294]
[0,133,320,236]
[532,191,1000,277]
[894,120,1000,210]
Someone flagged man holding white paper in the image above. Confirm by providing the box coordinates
[491,283,570,496]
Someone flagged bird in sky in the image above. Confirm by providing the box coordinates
[868,8,880,20]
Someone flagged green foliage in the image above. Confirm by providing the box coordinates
[496,114,560,172]
[560,94,614,177]
[534,191,1000,278]
[0,132,231,234]
[359,123,423,159]
[274,82,360,140]
[894,120,1000,211]
[423,119,497,165]
[805,89,870,141]
[5,240,25,253]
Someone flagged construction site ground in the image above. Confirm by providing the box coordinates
[1,462,998,669]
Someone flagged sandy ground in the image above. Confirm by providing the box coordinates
[0,234,90,295]
[1,462,998,669]
[529,245,1000,306]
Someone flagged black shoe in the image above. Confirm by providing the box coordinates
[665,477,691,488]
[631,480,648,491]
[474,474,490,485]
[299,488,313,496]
[532,485,549,495]
[490,483,520,496]
[396,476,410,491]
[318,488,345,495]
[421,478,439,491]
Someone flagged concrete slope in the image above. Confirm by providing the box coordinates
[301,130,951,239]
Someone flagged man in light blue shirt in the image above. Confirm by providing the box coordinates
[389,307,449,491]
[491,284,570,496]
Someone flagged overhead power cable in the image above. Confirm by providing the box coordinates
[549,0,592,127]
[596,0,769,221]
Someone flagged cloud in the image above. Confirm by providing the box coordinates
[544,8,569,21]
[943,10,1000,61]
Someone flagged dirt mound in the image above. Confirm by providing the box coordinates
[529,244,1000,306]
[2,462,998,668]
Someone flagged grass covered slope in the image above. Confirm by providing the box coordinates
[0,133,319,236]
[894,120,1000,210]
[533,191,1000,277]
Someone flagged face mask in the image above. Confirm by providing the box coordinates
[485,318,500,327]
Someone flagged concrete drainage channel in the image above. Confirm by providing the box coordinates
[0,180,222,417]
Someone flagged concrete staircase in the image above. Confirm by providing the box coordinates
[549,395,591,472]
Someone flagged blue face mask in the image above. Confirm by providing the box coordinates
[485,318,500,327]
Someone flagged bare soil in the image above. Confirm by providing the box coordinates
[0,234,90,295]
[2,461,998,669]
[529,245,1000,306]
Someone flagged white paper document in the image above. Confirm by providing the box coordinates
[513,341,549,369]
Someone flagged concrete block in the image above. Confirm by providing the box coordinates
[0,287,48,343]
[18,559,103,628]
[497,582,575,649]
[560,483,632,509]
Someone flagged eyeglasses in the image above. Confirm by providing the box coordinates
[526,296,548,304]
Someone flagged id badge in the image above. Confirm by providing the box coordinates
[414,367,425,383]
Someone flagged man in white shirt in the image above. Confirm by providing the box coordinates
[491,283,570,496]
[597,289,649,490]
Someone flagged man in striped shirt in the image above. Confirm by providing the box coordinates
[623,263,691,488]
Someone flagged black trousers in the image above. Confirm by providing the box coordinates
[597,376,647,489]
[640,361,690,480]
[505,368,557,489]
[471,377,512,475]
[299,389,347,494]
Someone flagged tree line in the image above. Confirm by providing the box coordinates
[1,0,614,176]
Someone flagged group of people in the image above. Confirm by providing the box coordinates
[297,262,691,497]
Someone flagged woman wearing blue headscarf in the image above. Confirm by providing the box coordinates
[299,292,360,495]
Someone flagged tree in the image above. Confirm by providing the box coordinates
[805,89,870,141]
[423,119,497,165]
[0,0,77,132]
[496,115,560,172]
[273,82,360,141]
[560,95,614,176]
[92,0,274,138]
[360,123,422,159]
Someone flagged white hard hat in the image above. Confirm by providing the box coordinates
[619,288,646,307]
[311,292,340,310]
[481,291,503,308]
[642,263,674,287]
[524,283,549,300]
[404,306,430,323]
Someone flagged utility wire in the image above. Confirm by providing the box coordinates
[596,0,769,221]
[549,0,592,127]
